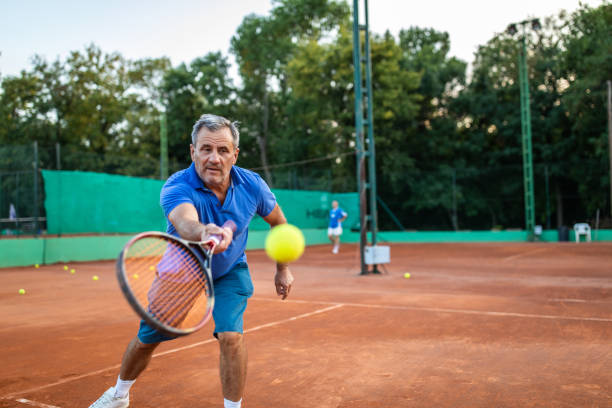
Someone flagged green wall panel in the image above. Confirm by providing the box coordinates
[42,235,132,264]
[2,229,611,268]
[42,170,359,234]
[0,239,44,268]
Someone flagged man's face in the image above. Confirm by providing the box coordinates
[332,200,338,209]
[190,127,239,189]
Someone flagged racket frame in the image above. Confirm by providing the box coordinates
[116,231,215,337]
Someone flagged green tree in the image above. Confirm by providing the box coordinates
[230,0,349,184]
[451,4,611,229]
[561,3,612,219]
[0,70,45,146]
[0,44,170,175]
[392,27,467,229]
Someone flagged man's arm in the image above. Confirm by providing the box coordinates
[168,203,233,254]
[263,203,287,227]
[263,204,294,300]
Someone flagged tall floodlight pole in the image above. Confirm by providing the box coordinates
[352,0,378,274]
[507,19,539,241]
[352,0,367,274]
[363,0,378,256]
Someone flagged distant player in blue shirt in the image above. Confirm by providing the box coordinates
[328,200,347,254]
[89,114,293,408]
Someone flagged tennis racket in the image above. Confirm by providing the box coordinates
[116,220,237,337]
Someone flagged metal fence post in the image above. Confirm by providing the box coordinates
[56,142,61,170]
[33,141,39,235]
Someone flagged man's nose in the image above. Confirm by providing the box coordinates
[208,149,220,162]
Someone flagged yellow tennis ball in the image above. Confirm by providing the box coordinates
[70,269,75,274]
[92,275,99,281]
[265,224,305,263]
[34,264,39,268]
[404,273,411,279]
[18,288,26,295]
[63,265,68,270]
[133,274,139,279]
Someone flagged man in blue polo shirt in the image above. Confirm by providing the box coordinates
[89,114,293,408]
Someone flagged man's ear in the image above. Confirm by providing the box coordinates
[233,147,240,164]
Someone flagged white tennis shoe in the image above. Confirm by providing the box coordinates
[88,387,129,408]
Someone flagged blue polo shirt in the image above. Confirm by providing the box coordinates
[160,163,276,279]
[329,207,347,228]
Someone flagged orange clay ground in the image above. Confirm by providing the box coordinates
[0,242,611,407]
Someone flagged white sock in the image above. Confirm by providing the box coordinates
[114,377,135,398]
[224,398,242,408]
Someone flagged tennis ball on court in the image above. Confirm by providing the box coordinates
[92,275,99,281]
[404,273,411,279]
[133,274,139,279]
[149,266,154,271]
[265,224,305,263]
[63,265,68,271]
[70,269,76,274]
[34,264,39,268]
[18,288,26,295]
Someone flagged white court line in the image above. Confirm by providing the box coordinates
[1,304,344,400]
[251,297,612,323]
[501,247,549,262]
[153,303,343,358]
[548,298,612,304]
[14,398,61,408]
[549,298,587,303]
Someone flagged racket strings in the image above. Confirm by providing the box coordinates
[148,268,205,324]
[133,243,207,328]
[123,237,212,331]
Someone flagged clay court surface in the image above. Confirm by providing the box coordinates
[0,242,611,407]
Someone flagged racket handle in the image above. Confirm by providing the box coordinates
[208,220,237,246]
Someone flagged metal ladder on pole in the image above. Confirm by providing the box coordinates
[518,34,535,240]
[352,0,379,274]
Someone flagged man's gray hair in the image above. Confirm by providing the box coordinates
[191,114,240,148]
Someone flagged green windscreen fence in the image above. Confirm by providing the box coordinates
[42,170,358,234]
[43,170,167,234]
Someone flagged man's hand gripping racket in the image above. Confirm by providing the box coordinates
[116,220,237,337]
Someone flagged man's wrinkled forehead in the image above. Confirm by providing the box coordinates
[194,127,235,149]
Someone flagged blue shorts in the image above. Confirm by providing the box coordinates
[137,262,253,344]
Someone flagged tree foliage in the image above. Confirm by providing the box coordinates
[1,1,610,230]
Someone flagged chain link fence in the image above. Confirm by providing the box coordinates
[1,142,609,235]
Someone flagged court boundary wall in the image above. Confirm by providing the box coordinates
[1,229,611,268]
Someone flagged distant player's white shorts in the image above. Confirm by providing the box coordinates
[328,226,343,236]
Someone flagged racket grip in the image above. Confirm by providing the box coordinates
[208,220,237,246]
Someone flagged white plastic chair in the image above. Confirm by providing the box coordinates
[573,223,591,243]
